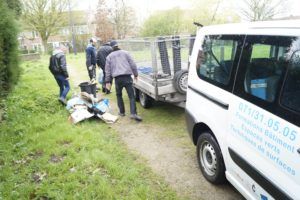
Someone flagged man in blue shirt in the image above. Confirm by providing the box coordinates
[86,38,97,82]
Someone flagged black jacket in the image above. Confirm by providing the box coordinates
[96,44,113,69]
[49,52,69,78]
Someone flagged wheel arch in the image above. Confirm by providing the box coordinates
[192,122,220,148]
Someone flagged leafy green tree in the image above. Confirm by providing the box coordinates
[0,0,19,91]
[140,1,240,37]
[21,0,68,53]
[141,8,184,37]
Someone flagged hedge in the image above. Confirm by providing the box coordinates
[0,0,20,92]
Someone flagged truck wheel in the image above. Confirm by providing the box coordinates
[133,87,140,102]
[197,132,226,184]
[174,70,188,94]
[139,91,153,108]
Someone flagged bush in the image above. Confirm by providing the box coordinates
[73,34,92,53]
[0,0,20,92]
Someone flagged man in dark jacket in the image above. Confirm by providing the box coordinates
[49,46,70,105]
[86,38,97,82]
[105,40,142,122]
[96,41,112,93]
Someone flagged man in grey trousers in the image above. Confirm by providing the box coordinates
[105,40,142,122]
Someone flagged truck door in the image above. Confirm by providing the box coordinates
[228,35,300,199]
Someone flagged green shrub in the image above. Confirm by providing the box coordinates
[0,0,20,92]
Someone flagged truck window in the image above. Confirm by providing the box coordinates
[234,35,300,126]
[243,36,295,102]
[281,50,300,113]
[196,35,244,90]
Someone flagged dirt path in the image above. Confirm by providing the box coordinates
[68,65,243,200]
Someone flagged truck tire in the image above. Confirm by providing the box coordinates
[197,132,226,184]
[139,91,153,108]
[173,69,188,94]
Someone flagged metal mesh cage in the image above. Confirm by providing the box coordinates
[117,35,195,79]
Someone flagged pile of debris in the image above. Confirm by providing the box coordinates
[66,92,118,124]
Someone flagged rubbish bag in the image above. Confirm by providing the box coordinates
[94,99,109,113]
[98,68,104,84]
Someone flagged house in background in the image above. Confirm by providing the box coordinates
[18,10,97,54]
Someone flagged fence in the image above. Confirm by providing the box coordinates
[117,35,195,78]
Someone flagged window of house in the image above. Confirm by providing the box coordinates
[31,31,39,38]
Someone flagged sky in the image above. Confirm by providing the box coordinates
[73,0,300,23]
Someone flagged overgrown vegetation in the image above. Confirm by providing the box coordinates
[0,0,20,92]
[0,58,180,199]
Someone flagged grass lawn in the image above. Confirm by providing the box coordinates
[0,57,181,199]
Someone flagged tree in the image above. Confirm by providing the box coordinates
[188,0,240,26]
[140,0,241,37]
[95,0,136,40]
[21,0,68,53]
[109,0,136,39]
[241,0,287,21]
[4,0,21,17]
[141,8,184,37]
[95,0,114,42]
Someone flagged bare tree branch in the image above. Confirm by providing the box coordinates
[95,0,136,40]
[241,0,287,21]
[211,0,222,23]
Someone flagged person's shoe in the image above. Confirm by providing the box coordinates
[105,90,111,94]
[118,113,125,117]
[102,87,106,93]
[130,114,142,122]
[58,97,67,105]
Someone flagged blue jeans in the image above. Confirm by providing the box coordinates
[54,74,70,99]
